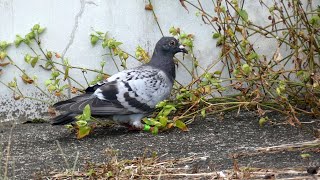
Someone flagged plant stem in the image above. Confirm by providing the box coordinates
[148,0,164,36]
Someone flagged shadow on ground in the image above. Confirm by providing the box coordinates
[0,111,319,179]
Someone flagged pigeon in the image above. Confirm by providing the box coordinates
[51,37,188,129]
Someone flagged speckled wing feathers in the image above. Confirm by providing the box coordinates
[54,65,172,116]
[92,65,172,114]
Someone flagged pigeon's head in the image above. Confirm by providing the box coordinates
[156,37,188,55]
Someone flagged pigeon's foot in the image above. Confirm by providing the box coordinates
[121,123,143,131]
[127,125,143,131]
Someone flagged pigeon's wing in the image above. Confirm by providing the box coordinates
[54,66,173,116]
[53,86,132,115]
[92,66,173,115]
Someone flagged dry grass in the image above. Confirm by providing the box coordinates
[46,145,320,180]
[0,124,15,180]
[232,139,320,159]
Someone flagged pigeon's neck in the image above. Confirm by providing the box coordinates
[148,51,176,82]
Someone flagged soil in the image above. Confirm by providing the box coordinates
[0,111,319,179]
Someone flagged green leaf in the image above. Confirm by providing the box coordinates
[180,33,187,39]
[44,79,52,86]
[122,53,128,60]
[220,6,226,13]
[32,24,40,31]
[47,84,56,91]
[63,66,69,81]
[8,80,17,88]
[297,70,304,77]
[213,70,222,75]
[269,6,275,12]
[143,124,151,131]
[151,126,158,135]
[112,41,122,47]
[65,124,73,129]
[102,40,108,48]
[276,87,281,95]
[83,104,91,121]
[46,51,52,59]
[201,109,206,118]
[86,169,95,176]
[161,105,176,116]
[51,71,60,79]
[159,116,168,127]
[106,171,113,178]
[25,31,35,40]
[238,9,248,22]
[54,79,60,85]
[77,125,91,139]
[95,31,104,35]
[60,84,69,90]
[174,120,188,131]
[241,64,252,75]
[216,36,225,46]
[38,27,46,34]
[143,118,162,126]
[100,60,106,68]
[300,153,311,159]
[30,56,39,68]
[156,101,167,108]
[0,51,7,60]
[0,41,10,50]
[259,117,268,127]
[247,52,259,60]
[15,35,24,47]
[23,38,31,45]
[76,120,88,127]
[169,26,178,35]
[182,38,193,48]
[90,35,99,46]
[309,15,320,25]
[212,33,221,39]
[24,54,32,63]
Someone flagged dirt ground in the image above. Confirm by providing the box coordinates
[0,111,319,179]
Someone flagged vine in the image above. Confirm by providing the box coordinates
[0,0,319,138]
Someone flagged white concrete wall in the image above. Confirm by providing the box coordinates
[0,0,318,121]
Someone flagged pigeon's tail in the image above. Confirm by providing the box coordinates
[53,93,93,110]
[51,93,93,125]
[51,112,77,125]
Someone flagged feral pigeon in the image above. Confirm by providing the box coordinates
[51,37,187,129]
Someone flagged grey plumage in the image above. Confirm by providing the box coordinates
[51,37,187,129]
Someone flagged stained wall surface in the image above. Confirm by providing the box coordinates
[0,0,317,121]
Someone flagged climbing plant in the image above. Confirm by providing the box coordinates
[0,0,319,138]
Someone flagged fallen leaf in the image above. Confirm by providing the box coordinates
[179,0,189,12]
[21,74,34,84]
[286,115,300,126]
[55,91,62,97]
[273,46,282,62]
[77,126,92,139]
[48,107,56,116]
[174,120,189,131]
[13,94,21,100]
[71,87,78,94]
[103,74,110,79]
[55,53,61,58]
[145,3,153,10]
[166,123,174,129]
[0,62,10,67]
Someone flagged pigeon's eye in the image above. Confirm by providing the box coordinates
[169,40,175,46]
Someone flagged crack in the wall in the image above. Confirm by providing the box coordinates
[61,0,97,97]
[61,0,97,57]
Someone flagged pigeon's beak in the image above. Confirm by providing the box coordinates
[179,44,188,54]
